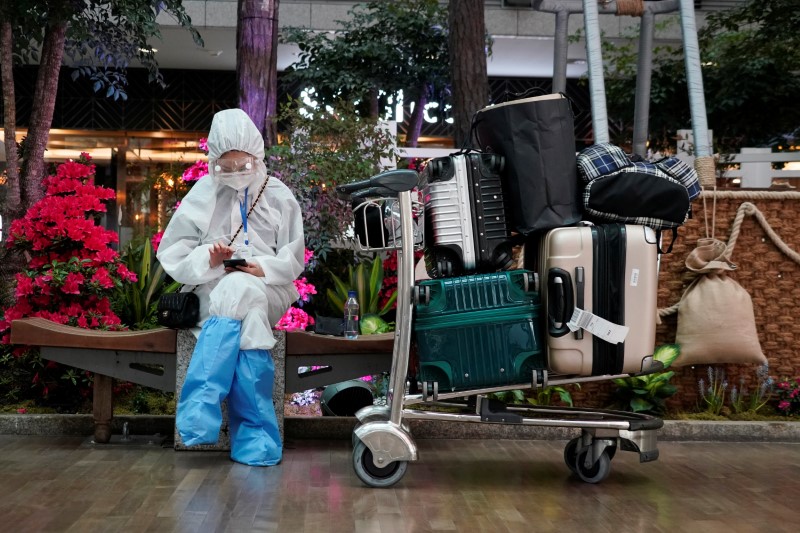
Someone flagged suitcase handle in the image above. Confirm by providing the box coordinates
[547,268,574,338]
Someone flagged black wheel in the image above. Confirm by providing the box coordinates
[574,448,612,484]
[352,440,408,488]
[563,437,581,474]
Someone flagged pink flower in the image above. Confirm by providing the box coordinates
[275,307,315,331]
[16,408,26,414]
[304,248,314,266]
[182,160,209,183]
[151,231,164,252]
[198,137,208,152]
[294,277,317,302]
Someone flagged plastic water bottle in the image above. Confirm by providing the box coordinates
[344,290,360,340]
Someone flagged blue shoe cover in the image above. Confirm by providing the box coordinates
[227,349,282,466]
[177,316,241,446]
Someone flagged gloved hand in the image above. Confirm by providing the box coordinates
[209,241,235,268]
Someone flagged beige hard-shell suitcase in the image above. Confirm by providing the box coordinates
[539,224,660,376]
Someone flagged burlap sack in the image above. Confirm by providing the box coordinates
[673,238,766,366]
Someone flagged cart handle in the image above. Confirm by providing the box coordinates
[337,169,419,198]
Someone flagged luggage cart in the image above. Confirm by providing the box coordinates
[337,169,663,488]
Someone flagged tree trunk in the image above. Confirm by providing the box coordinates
[405,84,429,148]
[237,0,280,147]
[1,21,21,221]
[448,0,488,149]
[20,21,68,212]
[369,87,379,119]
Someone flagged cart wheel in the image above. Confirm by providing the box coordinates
[351,423,362,448]
[606,445,617,461]
[563,437,580,474]
[352,440,408,488]
[574,448,611,484]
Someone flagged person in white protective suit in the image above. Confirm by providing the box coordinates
[157,109,305,466]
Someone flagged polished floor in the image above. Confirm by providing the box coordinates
[0,435,797,533]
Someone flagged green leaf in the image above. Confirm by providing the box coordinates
[367,258,383,312]
[630,398,653,412]
[557,389,574,407]
[327,288,345,315]
[653,344,681,368]
[378,290,397,316]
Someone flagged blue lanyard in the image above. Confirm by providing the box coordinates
[238,188,249,245]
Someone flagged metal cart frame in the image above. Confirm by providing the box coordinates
[338,169,662,488]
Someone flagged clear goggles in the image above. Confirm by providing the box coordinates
[213,156,256,174]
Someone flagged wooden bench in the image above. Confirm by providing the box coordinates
[9,318,394,445]
[10,318,178,444]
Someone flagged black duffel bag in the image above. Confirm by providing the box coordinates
[474,93,581,235]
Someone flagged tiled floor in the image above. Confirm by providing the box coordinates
[0,435,797,532]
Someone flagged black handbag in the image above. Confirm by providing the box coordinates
[157,291,200,329]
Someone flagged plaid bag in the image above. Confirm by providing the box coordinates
[577,143,695,253]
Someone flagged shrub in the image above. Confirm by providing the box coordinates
[0,154,137,407]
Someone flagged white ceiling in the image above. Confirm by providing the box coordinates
[151,27,590,79]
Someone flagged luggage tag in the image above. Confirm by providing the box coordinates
[567,308,629,344]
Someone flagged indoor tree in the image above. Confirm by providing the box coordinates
[281,0,449,147]
[0,0,202,224]
[599,0,800,151]
[237,0,281,146]
[448,0,489,149]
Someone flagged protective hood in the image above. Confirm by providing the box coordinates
[207,109,267,191]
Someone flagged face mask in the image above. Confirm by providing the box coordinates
[215,171,256,191]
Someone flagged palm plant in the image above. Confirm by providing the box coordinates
[113,240,180,330]
[326,257,397,334]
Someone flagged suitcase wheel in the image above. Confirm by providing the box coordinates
[428,158,451,180]
[425,248,462,279]
[481,153,505,174]
[491,243,515,271]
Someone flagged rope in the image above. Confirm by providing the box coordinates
[658,196,800,317]
[700,190,800,200]
[615,0,645,17]
[726,202,800,263]
[700,186,718,239]
[695,155,716,188]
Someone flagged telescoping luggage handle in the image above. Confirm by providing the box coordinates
[337,169,419,200]
[547,268,574,338]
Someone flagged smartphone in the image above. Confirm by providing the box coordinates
[223,258,248,268]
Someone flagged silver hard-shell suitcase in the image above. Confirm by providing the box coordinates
[540,223,661,376]
[421,153,514,278]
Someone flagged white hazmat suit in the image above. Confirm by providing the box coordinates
[157,109,305,465]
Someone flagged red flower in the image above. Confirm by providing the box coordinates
[61,272,85,294]
[14,274,34,297]
[91,267,115,289]
[93,247,117,264]
[115,264,137,283]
